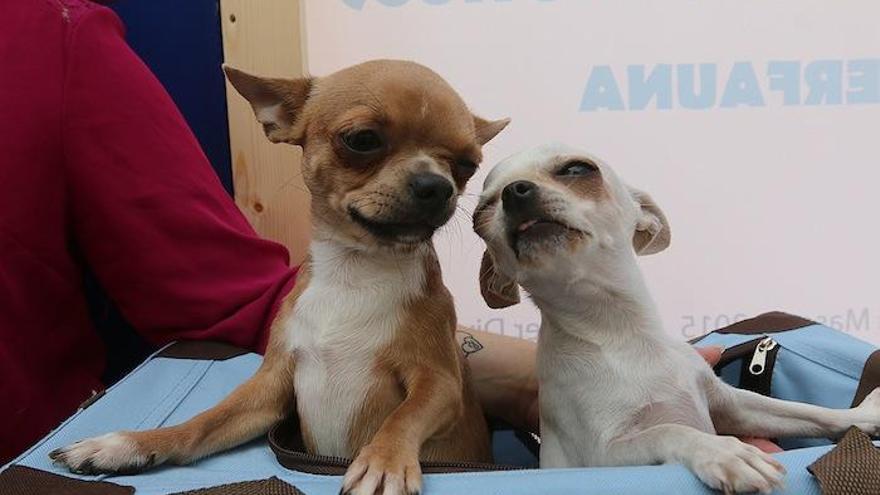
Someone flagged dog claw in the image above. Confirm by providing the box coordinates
[71,459,96,475]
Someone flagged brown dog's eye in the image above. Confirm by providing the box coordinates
[556,160,598,177]
[341,129,384,154]
[455,159,478,179]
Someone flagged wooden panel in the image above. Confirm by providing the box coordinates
[219,0,311,266]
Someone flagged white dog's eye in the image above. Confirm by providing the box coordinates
[556,160,598,177]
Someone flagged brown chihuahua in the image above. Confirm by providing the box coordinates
[50,60,509,495]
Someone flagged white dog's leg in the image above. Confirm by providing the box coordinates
[539,429,573,468]
[709,383,880,439]
[605,424,785,494]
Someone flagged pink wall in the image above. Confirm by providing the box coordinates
[304,0,880,343]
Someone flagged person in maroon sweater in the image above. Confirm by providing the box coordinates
[0,0,299,462]
[1,0,775,465]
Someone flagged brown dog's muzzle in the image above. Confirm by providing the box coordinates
[409,172,454,214]
[349,172,456,245]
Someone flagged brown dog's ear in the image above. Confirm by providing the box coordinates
[629,187,671,256]
[223,65,313,145]
[479,250,520,309]
[473,116,511,145]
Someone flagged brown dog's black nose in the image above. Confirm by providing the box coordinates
[502,180,538,212]
[409,173,454,209]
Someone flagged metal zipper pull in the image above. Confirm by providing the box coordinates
[749,337,777,375]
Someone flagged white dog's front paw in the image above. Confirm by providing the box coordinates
[688,436,786,494]
[49,432,156,475]
[854,388,880,428]
[852,387,880,435]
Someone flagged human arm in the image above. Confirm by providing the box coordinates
[63,5,295,352]
[456,328,540,431]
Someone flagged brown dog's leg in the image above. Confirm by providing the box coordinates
[341,368,463,495]
[50,351,294,474]
[51,267,311,475]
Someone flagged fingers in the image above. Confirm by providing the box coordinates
[695,345,725,366]
[739,436,784,454]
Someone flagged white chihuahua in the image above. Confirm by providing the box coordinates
[473,143,880,494]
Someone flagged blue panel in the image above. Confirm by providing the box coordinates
[109,0,233,194]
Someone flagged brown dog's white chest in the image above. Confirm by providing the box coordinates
[283,241,426,458]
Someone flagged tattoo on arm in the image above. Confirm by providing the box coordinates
[457,330,484,358]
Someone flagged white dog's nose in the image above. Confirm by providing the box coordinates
[502,180,537,213]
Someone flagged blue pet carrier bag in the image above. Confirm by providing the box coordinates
[3,312,878,494]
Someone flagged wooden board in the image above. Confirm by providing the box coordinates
[219,0,311,266]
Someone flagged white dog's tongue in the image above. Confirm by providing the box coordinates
[518,220,537,232]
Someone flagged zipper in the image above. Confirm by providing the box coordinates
[271,440,524,474]
[268,416,526,475]
[740,336,781,398]
[713,335,781,398]
[748,337,778,375]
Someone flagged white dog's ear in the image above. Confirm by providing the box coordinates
[629,187,671,255]
[479,250,520,309]
[223,65,313,145]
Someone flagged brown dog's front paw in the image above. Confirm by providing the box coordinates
[340,443,421,495]
[49,432,158,475]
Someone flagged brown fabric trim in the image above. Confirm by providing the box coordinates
[714,311,815,335]
[713,337,765,371]
[157,341,249,361]
[0,465,134,495]
[169,477,303,495]
[852,350,880,407]
[808,427,880,495]
[268,414,523,475]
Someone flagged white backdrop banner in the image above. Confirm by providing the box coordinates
[303,0,880,343]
